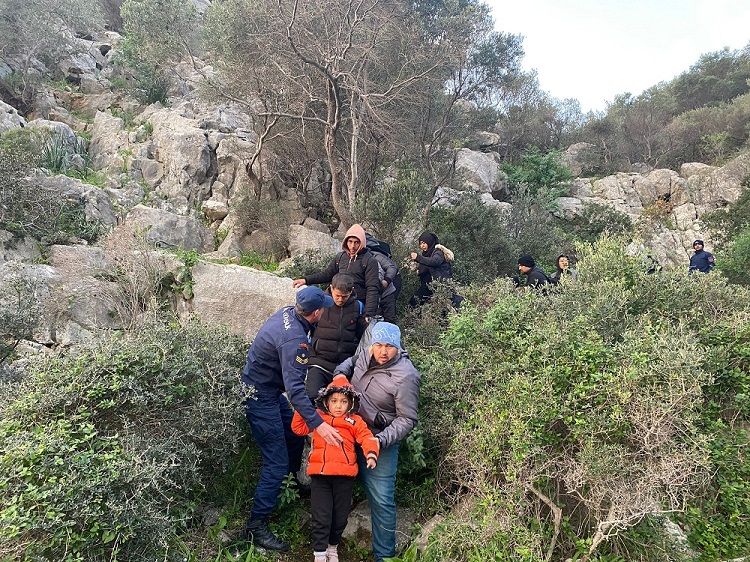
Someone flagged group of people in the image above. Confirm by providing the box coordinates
[515,238,714,289]
[242,224,435,562]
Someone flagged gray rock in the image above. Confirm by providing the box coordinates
[1,231,43,263]
[124,205,214,252]
[342,501,416,554]
[0,99,26,134]
[455,148,504,194]
[288,225,340,258]
[187,262,296,341]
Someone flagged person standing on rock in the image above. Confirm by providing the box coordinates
[240,286,344,552]
[688,239,715,274]
[293,224,381,322]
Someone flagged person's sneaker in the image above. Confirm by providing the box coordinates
[244,518,290,552]
[314,553,327,562]
[326,544,339,562]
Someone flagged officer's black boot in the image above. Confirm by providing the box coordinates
[244,518,290,552]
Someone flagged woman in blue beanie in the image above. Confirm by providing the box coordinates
[333,322,421,562]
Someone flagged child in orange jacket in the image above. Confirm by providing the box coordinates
[292,375,379,562]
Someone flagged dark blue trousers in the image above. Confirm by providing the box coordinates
[245,393,305,520]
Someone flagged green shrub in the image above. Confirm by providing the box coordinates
[0,264,43,365]
[356,164,431,242]
[566,201,633,244]
[406,236,750,561]
[279,249,337,281]
[233,196,289,259]
[501,146,572,197]
[0,314,248,561]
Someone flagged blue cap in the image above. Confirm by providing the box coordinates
[296,286,335,313]
[371,322,401,349]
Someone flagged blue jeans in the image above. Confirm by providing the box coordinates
[358,442,399,562]
[245,393,305,520]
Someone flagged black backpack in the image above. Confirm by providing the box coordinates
[365,232,392,258]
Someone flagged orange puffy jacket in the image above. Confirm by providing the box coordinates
[291,376,379,477]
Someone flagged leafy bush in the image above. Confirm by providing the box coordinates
[278,249,337,282]
[1,129,106,245]
[0,264,44,365]
[501,146,572,197]
[233,196,289,259]
[566,201,633,244]
[406,236,750,561]
[356,164,432,242]
[0,314,248,561]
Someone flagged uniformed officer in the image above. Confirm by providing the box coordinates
[241,286,343,551]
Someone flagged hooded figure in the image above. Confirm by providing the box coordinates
[688,239,715,274]
[549,254,578,284]
[409,231,454,306]
[295,223,382,317]
[291,376,379,562]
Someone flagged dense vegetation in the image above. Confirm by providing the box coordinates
[1,1,750,561]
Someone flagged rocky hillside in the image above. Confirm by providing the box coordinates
[1,28,748,352]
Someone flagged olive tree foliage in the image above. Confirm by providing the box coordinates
[0,0,103,105]
[406,0,526,221]
[119,0,200,103]
[203,0,448,227]
[0,264,43,365]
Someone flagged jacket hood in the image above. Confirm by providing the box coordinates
[435,243,454,262]
[343,224,367,253]
[315,374,361,414]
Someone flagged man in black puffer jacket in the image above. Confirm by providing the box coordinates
[305,273,368,402]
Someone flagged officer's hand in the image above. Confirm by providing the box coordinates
[315,422,342,446]
[292,279,306,288]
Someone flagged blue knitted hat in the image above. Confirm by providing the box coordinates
[371,322,401,349]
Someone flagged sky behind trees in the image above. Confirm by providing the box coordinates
[488,0,750,112]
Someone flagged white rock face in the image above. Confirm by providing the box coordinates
[188,262,297,341]
[124,205,214,252]
[455,148,505,194]
[0,99,27,134]
[287,225,340,258]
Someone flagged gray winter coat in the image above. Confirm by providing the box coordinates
[334,348,420,449]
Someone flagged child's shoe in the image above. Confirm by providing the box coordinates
[326,544,339,562]
[314,551,327,562]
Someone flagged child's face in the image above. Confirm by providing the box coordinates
[326,392,351,417]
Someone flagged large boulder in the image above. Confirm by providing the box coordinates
[288,225,340,258]
[0,99,26,134]
[124,205,214,252]
[188,262,297,341]
[36,175,118,227]
[40,245,123,345]
[454,148,505,194]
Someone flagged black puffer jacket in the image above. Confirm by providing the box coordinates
[308,294,367,373]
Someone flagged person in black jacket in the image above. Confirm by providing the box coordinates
[305,273,368,402]
[293,224,381,319]
[517,254,550,289]
[688,239,715,274]
[408,231,454,306]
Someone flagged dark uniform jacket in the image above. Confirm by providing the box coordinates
[241,306,322,429]
[525,266,550,288]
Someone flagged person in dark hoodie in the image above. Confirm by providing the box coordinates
[408,231,454,306]
[305,272,368,402]
[688,239,715,274]
[293,224,381,320]
[517,254,550,289]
